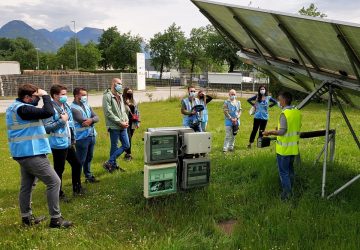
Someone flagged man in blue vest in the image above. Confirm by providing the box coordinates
[263,92,302,201]
[71,87,99,183]
[6,83,72,228]
[181,85,202,132]
[43,84,83,201]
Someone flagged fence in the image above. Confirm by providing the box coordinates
[0,73,137,96]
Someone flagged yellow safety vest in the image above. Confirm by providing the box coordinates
[276,108,302,156]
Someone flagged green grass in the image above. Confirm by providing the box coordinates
[0,99,360,249]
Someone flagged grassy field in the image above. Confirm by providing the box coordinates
[0,98,360,249]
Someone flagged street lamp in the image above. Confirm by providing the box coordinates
[71,20,79,71]
[35,48,40,70]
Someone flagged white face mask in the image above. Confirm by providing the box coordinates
[230,95,236,100]
[260,89,266,95]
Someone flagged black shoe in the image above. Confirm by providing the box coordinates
[73,185,86,196]
[22,215,46,226]
[103,161,114,173]
[59,192,70,203]
[124,154,132,161]
[247,143,252,149]
[49,216,73,228]
[85,176,99,183]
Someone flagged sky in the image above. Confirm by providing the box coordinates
[0,0,360,41]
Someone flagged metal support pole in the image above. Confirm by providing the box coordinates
[327,175,360,199]
[322,85,332,198]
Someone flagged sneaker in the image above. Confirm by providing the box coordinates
[49,216,73,228]
[22,215,46,226]
[85,176,99,183]
[103,161,114,173]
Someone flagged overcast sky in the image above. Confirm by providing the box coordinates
[1,0,360,40]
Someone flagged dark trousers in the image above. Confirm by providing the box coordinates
[249,118,268,143]
[52,146,82,194]
[125,127,135,155]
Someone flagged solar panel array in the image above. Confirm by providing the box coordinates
[192,0,360,107]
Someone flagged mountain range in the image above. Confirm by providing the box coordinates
[0,20,104,52]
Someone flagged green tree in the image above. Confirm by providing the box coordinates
[98,27,119,70]
[108,32,142,71]
[148,23,185,79]
[298,3,327,18]
[79,41,102,70]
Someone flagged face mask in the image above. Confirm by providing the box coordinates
[199,95,204,99]
[30,96,40,106]
[127,93,133,99]
[80,96,87,103]
[230,95,236,100]
[260,89,266,95]
[115,84,122,93]
[189,92,196,97]
[59,95,68,104]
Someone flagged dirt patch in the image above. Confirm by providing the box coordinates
[217,219,237,236]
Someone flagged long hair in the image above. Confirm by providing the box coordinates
[122,87,135,105]
[257,85,268,102]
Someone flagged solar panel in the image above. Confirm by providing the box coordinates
[192,0,360,107]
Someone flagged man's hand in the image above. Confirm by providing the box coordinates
[61,113,69,122]
[82,118,93,127]
[119,121,129,128]
[33,89,48,97]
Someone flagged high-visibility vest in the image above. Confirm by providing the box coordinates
[198,99,208,123]
[276,107,302,156]
[6,101,51,157]
[70,102,97,140]
[182,97,200,126]
[47,101,74,149]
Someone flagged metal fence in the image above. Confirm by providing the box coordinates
[0,73,137,96]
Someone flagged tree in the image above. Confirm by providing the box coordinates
[205,25,244,72]
[299,3,327,18]
[98,27,119,70]
[148,23,185,79]
[108,32,142,71]
[0,37,37,70]
[79,41,102,70]
[183,27,209,79]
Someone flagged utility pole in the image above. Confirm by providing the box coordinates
[71,20,79,71]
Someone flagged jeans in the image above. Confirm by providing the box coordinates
[16,155,61,218]
[200,121,207,132]
[276,154,295,196]
[52,146,82,194]
[249,118,268,143]
[109,128,130,164]
[75,136,96,178]
[125,127,135,155]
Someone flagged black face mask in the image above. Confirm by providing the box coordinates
[30,96,40,106]
[199,95,204,99]
[127,93,133,99]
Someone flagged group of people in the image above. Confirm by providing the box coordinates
[181,85,302,201]
[6,80,301,228]
[6,78,140,228]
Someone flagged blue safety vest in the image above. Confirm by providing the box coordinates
[6,101,51,157]
[254,96,271,120]
[224,100,241,126]
[70,102,97,140]
[47,101,74,149]
[182,97,200,126]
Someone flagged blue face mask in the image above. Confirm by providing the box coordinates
[189,92,196,97]
[59,95,68,104]
[230,95,236,100]
[115,84,122,93]
[30,96,40,106]
[80,96,87,103]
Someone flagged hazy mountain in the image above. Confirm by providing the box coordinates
[0,20,104,52]
[0,20,57,51]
